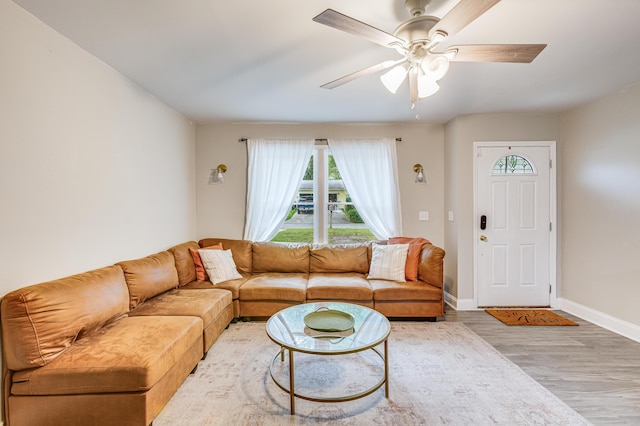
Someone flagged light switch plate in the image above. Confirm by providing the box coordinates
[448,211,454,221]
[419,211,429,221]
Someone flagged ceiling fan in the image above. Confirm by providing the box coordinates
[313,0,546,104]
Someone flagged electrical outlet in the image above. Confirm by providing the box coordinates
[419,211,429,221]
[448,211,454,221]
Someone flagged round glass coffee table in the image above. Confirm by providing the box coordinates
[266,302,391,414]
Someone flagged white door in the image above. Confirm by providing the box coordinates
[475,144,553,307]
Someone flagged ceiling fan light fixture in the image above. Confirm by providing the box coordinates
[381,63,409,94]
[313,2,547,108]
[421,55,450,81]
[417,73,439,98]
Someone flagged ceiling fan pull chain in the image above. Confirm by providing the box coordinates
[410,102,421,120]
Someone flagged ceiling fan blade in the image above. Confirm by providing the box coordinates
[448,44,547,63]
[313,9,405,49]
[321,59,407,89]
[429,0,501,40]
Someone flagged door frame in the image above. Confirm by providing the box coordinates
[473,141,558,308]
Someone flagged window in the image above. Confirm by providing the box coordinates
[271,148,376,244]
[492,155,535,174]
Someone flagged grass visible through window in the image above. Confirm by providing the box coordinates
[271,228,376,244]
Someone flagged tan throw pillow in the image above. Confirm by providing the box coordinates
[189,243,223,281]
[367,242,409,282]
[198,249,242,284]
[388,237,432,281]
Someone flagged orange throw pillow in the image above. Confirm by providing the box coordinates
[388,237,432,281]
[189,243,223,281]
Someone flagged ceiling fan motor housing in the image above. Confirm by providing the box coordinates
[394,15,440,55]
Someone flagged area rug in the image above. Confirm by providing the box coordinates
[486,309,579,326]
[154,321,589,425]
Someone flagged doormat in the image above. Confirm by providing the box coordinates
[485,309,579,326]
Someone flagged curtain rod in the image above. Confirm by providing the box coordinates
[238,138,402,143]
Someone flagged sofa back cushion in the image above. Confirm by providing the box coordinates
[418,244,446,288]
[253,242,309,273]
[167,241,199,286]
[117,251,179,309]
[199,238,253,275]
[0,266,129,371]
[310,244,369,273]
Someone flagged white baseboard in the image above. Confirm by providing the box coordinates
[558,298,640,343]
[444,292,479,311]
[446,293,640,343]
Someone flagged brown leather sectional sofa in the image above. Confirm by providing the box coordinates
[1,238,444,426]
[191,238,446,319]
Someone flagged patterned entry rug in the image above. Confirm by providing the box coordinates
[486,309,579,326]
[155,321,589,425]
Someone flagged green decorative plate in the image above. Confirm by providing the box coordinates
[304,309,355,332]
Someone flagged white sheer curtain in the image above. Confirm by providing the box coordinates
[328,138,402,239]
[243,139,314,241]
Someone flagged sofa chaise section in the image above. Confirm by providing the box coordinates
[1,265,203,426]
[117,249,234,353]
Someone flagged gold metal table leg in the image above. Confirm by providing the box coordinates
[384,339,389,397]
[289,349,295,415]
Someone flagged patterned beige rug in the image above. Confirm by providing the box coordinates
[155,321,590,425]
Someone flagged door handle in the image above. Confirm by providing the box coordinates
[480,235,487,241]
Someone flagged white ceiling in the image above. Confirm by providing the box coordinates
[12,0,640,124]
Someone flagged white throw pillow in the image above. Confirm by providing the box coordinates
[198,249,242,284]
[367,243,409,282]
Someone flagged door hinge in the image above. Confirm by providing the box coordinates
[549,159,553,168]
[549,284,552,294]
[550,222,553,231]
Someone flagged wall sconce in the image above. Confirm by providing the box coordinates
[413,164,426,184]
[208,164,227,184]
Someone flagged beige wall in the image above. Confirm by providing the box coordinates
[443,113,561,304]
[2,0,638,351]
[559,82,640,326]
[0,0,197,293]
[195,123,445,247]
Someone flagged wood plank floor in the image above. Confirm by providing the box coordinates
[445,308,640,425]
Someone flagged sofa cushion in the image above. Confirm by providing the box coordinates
[128,288,232,352]
[307,273,373,301]
[239,273,307,302]
[0,266,129,371]
[370,279,443,301]
[128,288,231,327]
[253,242,309,273]
[117,251,179,310]
[199,238,253,275]
[367,243,409,282]
[310,245,369,274]
[10,316,202,395]
[180,276,248,300]
[167,241,200,286]
[418,244,446,288]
